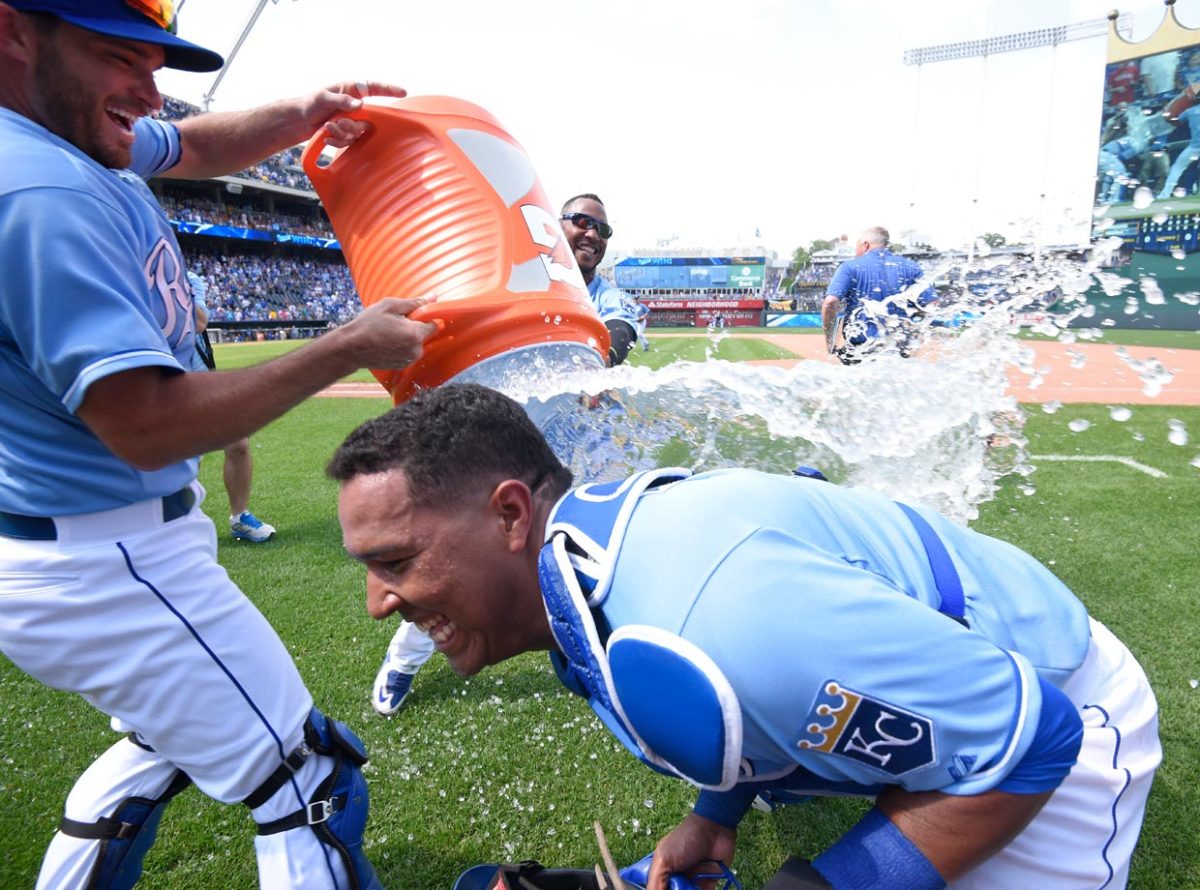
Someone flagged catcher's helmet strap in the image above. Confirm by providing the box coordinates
[544,467,690,607]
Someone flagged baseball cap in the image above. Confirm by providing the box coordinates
[8,0,224,72]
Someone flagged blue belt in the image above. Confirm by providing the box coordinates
[0,487,197,541]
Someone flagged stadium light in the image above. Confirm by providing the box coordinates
[902,14,1131,65]
[201,0,296,110]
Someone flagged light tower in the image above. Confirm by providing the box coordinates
[177,0,299,111]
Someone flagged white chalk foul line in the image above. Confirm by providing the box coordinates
[1029,454,1168,478]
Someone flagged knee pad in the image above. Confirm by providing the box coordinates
[253,707,380,890]
[57,768,191,890]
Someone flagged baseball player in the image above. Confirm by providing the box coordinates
[0,3,435,888]
[331,384,1161,890]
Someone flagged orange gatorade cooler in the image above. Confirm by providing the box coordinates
[301,95,610,403]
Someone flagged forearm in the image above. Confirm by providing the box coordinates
[78,293,437,468]
[168,100,314,180]
[165,81,405,181]
[872,786,1052,881]
[821,297,841,351]
[79,332,364,469]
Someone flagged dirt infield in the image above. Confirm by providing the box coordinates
[316,333,1200,406]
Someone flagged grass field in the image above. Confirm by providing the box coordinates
[1,335,1197,888]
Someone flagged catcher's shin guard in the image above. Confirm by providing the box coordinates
[55,765,192,890]
[252,707,381,890]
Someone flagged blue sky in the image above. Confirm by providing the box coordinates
[159,0,1199,255]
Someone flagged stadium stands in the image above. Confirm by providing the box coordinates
[152,97,360,341]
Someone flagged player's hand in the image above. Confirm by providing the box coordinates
[647,813,736,890]
[302,81,408,148]
[339,296,438,369]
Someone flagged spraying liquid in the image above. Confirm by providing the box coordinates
[457,244,1185,525]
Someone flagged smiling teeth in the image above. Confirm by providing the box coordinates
[107,107,139,129]
[419,617,454,644]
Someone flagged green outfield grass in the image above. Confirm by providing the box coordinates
[1,342,1197,888]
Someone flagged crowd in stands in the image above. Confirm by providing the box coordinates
[159,96,315,191]
[160,193,335,238]
[791,266,833,286]
[186,250,362,325]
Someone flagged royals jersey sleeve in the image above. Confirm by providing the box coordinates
[129,117,183,180]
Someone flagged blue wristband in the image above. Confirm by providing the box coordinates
[813,808,945,889]
[693,783,760,829]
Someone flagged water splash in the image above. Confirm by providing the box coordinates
[455,247,1187,525]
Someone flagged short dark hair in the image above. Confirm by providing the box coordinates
[561,193,603,213]
[326,384,572,506]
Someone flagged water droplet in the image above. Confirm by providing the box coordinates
[1141,278,1166,304]
[643,799,654,808]
[1191,679,1199,689]
[1123,297,1139,315]
[1152,211,1169,224]
[1177,292,1200,306]
[1042,401,1063,414]
[1109,406,1132,422]
[1168,419,1189,446]
[1133,432,1146,442]
[1190,455,1200,470]
[1068,419,1091,433]
[1131,186,1154,209]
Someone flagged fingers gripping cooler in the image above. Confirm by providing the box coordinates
[302,96,610,403]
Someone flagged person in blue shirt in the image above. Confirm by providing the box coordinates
[0,2,435,886]
[331,383,1160,890]
[822,227,935,364]
[559,193,640,365]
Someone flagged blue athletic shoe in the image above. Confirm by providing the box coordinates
[372,665,416,716]
[230,510,275,542]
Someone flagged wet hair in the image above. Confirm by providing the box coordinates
[326,384,572,506]
[561,193,604,213]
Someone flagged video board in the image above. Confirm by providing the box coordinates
[614,256,766,291]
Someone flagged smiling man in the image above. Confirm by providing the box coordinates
[0,2,435,887]
[559,193,640,366]
[331,383,1159,890]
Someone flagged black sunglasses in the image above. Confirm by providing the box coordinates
[560,212,613,239]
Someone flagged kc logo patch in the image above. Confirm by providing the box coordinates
[798,681,935,777]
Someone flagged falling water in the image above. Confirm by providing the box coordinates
[452,246,1190,524]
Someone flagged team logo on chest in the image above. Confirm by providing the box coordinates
[144,237,194,351]
[798,681,935,777]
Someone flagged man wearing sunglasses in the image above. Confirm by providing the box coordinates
[559,193,641,366]
[0,2,437,888]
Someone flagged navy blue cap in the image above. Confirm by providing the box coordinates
[9,0,224,72]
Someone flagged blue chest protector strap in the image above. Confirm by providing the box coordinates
[793,467,965,625]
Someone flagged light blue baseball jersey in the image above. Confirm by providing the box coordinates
[0,112,197,515]
[587,276,639,327]
[548,469,1090,811]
